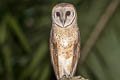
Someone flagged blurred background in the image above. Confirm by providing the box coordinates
[0,0,120,80]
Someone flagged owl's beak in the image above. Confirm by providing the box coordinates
[60,16,66,27]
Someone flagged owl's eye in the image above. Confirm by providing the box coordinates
[56,12,60,17]
[66,11,71,16]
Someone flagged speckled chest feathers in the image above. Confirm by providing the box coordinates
[53,25,78,59]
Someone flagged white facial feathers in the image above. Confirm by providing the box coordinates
[52,3,77,28]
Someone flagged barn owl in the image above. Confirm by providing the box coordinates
[50,3,80,80]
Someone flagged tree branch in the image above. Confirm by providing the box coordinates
[61,76,88,80]
[80,0,120,63]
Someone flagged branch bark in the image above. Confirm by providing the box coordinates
[61,76,88,80]
[80,0,120,63]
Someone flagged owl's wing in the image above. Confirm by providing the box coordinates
[50,29,59,79]
[71,31,80,76]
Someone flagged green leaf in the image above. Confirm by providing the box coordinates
[6,14,31,53]
[19,41,48,80]
[2,44,14,80]
[0,17,7,44]
[39,64,50,80]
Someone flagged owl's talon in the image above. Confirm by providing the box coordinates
[63,75,66,78]
[68,75,72,78]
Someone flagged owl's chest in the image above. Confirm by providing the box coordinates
[53,27,78,59]
[54,29,78,49]
[54,30,77,47]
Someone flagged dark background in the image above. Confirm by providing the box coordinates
[0,0,120,80]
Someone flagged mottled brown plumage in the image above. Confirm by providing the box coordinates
[50,3,80,80]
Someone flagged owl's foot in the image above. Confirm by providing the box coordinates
[62,74,72,79]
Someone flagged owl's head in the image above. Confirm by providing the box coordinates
[52,3,77,28]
